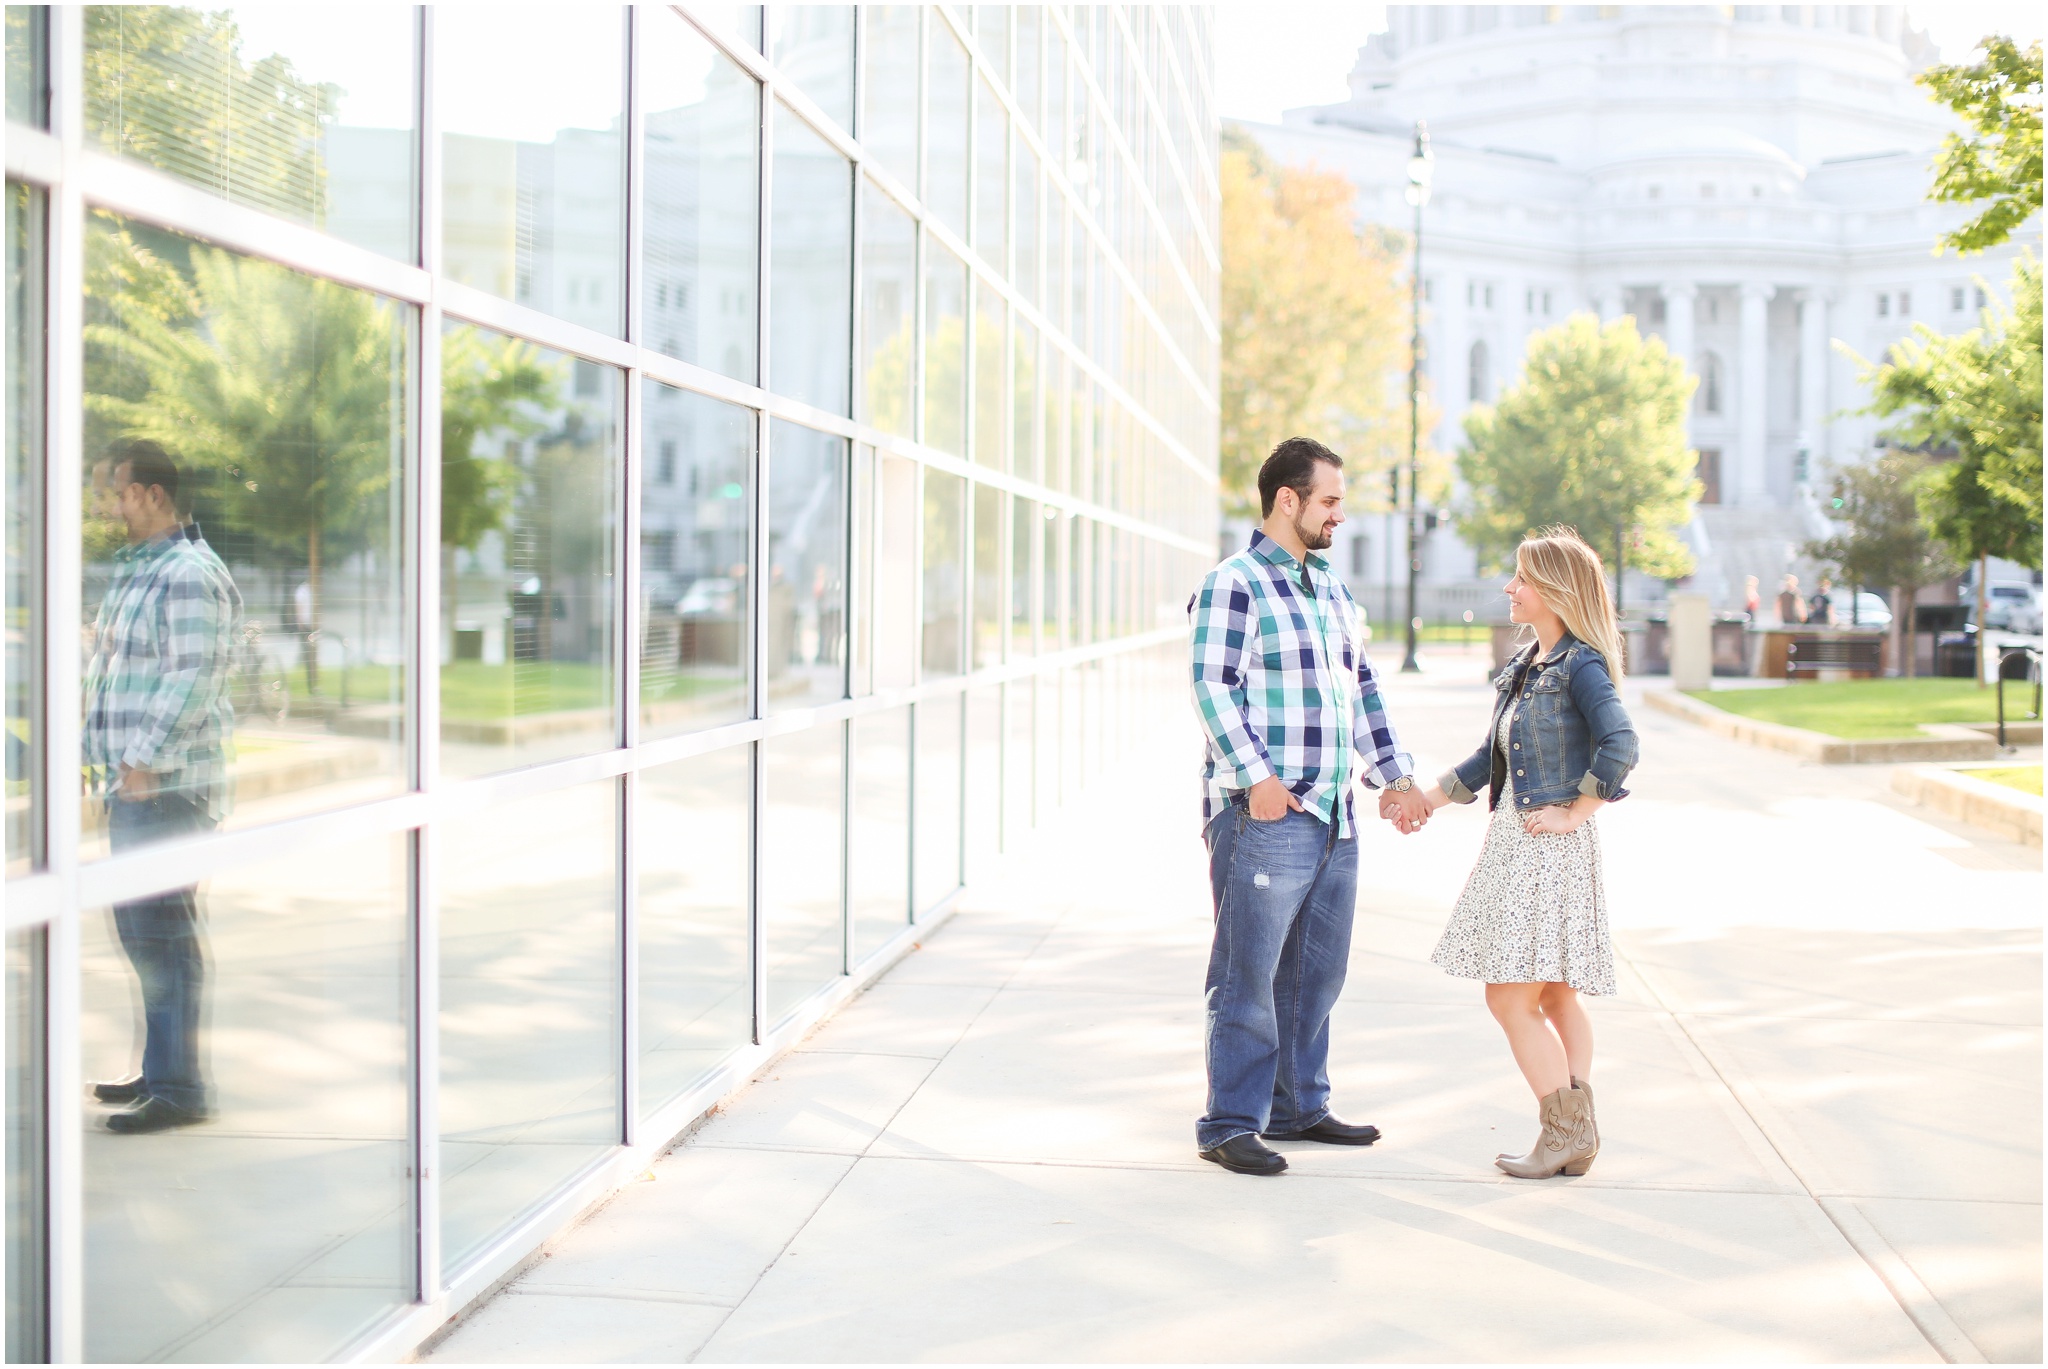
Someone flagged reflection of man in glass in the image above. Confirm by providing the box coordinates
[82,440,241,1134]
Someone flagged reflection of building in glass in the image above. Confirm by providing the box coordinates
[1242,5,2036,614]
[5,6,1218,1363]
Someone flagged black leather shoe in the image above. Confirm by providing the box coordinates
[1262,1115,1381,1146]
[1198,1134,1288,1175]
[92,1076,144,1105]
[104,1097,209,1135]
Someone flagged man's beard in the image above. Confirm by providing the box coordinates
[1295,510,1335,551]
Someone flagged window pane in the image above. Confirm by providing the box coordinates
[923,240,967,455]
[441,782,618,1274]
[439,6,623,331]
[641,380,751,738]
[927,25,970,234]
[1010,496,1035,659]
[1012,316,1039,483]
[849,706,909,963]
[871,454,918,692]
[965,682,1001,873]
[913,693,961,911]
[923,471,965,679]
[439,324,619,778]
[83,6,416,259]
[82,215,407,858]
[6,184,42,875]
[973,282,1005,467]
[1004,677,1032,842]
[770,6,853,131]
[761,724,843,1020]
[769,102,852,414]
[82,834,409,1361]
[973,484,1003,670]
[850,445,873,697]
[1014,146,1040,308]
[974,77,1008,268]
[860,7,919,191]
[643,11,759,384]
[6,926,45,1363]
[859,181,916,438]
[1042,505,1064,652]
[692,4,763,53]
[637,746,749,1114]
[1014,6,1040,129]
[767,422,847,711]
[5,6,48,128]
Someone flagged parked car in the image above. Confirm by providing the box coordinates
[2005,596,2043,636]
[1981,582,2042,631]
[1834,591,1892,629]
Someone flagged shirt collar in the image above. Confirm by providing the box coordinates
[1248,529,1329,580]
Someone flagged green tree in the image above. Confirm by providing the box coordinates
[1456,314,1700,594]
[83,6,338,228]
[84,218,403,678]
[1850,255,2041,679]
[1219,129,1411,516]
[1805,452,1960,678]
[1919,37,2043,255]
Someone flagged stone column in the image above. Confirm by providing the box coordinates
[1797,288,1829,484]
[1737,282,1774,505]
[1662,283,1697,439]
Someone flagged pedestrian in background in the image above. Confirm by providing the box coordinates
[1744,575,1761,624]
[1418,527,1638,1179]
[1808,576,1837,627]
[1777,575,1808,626]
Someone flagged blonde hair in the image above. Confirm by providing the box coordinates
[1514,526,1626,681]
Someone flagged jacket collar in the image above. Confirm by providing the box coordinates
[1520,629,1583,668]
[1248,529,1328,579]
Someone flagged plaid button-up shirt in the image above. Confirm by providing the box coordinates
[1188,530,1412,836]
[83,524,242,817]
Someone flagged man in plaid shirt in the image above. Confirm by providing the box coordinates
[83,440,241,1134]
[1187,437,1430,1176]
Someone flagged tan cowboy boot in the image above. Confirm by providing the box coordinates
[1569,1076,1599,1174]
[1496,1086,1598,1178]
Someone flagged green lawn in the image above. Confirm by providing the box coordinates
[1966,765,2043,796]
[1684,679,2006,739]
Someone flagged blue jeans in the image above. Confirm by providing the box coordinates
[109,791,213,1112]
[1197,802,1358,1149]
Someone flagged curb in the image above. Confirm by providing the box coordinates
[1892,765,2044,847]
[1644,690,1998,764]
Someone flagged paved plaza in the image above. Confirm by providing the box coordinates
[425,652,2042,1363]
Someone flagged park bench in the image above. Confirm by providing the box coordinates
[1785,634,1883,679]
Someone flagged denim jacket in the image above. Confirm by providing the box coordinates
[1439,632,1638,812]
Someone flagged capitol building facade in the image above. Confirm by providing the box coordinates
[1242,4,2033,617]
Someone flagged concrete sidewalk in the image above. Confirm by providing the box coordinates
[424,655,2041,1363]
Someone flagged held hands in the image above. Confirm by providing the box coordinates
[1378,783,1432,835]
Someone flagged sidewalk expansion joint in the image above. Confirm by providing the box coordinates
[1620,948,1993,1365]
[512,1285,739,1309]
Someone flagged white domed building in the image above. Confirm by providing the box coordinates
[1240,5,2034,618]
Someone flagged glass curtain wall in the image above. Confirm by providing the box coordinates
[3,4,1218,1361]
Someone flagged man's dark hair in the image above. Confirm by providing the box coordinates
[105,438,180,509]
[1258,436,1343,518]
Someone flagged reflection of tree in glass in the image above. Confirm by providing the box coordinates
[865,318,914,438]
[438,326,562,675]
[84,216,402,687]
[84,6,338,227]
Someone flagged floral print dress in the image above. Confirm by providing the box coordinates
[1430,709,1616,995]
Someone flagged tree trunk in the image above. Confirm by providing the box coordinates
[1892,590,1908,680]
[304,520,322,694]
[1614,523,1626,618]
[1976,551,1990,689]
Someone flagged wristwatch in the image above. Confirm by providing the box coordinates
[1389,776,1414,793]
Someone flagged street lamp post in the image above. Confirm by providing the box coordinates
[1401,122,1433,674]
